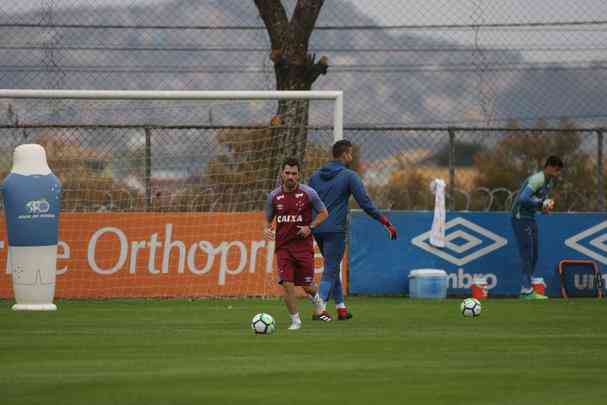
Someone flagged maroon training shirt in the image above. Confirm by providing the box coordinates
[265,184,326,251]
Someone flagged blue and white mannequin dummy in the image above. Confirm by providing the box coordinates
[2,144,61,311]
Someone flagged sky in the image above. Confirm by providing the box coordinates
[9,0,607,24]
[345,1,607,65]
[4,1,606,64]
[346,0,607,25]
[1,1,605,127]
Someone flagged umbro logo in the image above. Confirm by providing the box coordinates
[565,220,607,265]
[411,217,507,266]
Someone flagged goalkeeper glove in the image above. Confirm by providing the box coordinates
[379,215,398,240]
[540,198,555,213]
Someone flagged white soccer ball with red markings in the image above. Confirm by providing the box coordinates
[251,313,276,335]
[460,298,482,318]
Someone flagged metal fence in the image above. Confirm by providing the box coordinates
[346,126,605,212]
[0,124,603,213]
[0,1,606,129]
[0,1,605,212]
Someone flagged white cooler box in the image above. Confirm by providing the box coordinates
[408,269,448,299]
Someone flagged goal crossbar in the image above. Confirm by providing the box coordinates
[0,89,344,141]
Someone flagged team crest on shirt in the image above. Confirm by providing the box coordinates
[294,192,305,211]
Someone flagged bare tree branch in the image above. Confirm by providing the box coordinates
[289,0,325,57]
[304,54,329,85]
[254,0,289,50]
[252,0,328,189]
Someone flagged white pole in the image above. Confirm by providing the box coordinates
[0,89,343,101]
[333,91,344,142]
[0,88,345,150]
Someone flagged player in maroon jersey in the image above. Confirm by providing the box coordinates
[264,157,330,330]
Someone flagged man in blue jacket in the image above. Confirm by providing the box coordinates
[309,140,397,320]
[511,155,563,299]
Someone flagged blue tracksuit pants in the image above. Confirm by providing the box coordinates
[314,232,346,304]
[511,217,538,293]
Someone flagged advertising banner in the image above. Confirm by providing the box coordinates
[349,211,607,297]
[0,212,344,298]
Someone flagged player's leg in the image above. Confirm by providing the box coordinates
[293,249,331,322]
[531,220,539,270]
[276,250,302,329]
[323,233,351,320]
[316,233,344,309]
[529,221,547,299]
[511,218,534,296]
[282,281,302,329]
[315,234,334,307]
[305,236,325,307]
[302,284,331,321]
[512,218,545,299]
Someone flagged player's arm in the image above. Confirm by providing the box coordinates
[297,188,328,238]
[311,207,329,229]
[309,187,328,229]
[349,173,397,240]
[297,208,328,237]
[520,174,553,211]
[263,193,275,241]
[518,185,542,209]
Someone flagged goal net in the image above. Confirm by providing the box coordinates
[0,90,343,298]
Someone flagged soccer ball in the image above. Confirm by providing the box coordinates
[460,298,482,318]
[251,313,276,335]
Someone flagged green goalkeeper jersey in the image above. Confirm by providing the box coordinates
[511,171,557,219]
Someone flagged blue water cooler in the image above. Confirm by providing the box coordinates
[2,144,61,311]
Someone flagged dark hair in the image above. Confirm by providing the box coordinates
[332,139,353,158]
[544,155,564,168]
[281,157,300,170]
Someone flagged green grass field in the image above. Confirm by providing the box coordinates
[1,297,606,405]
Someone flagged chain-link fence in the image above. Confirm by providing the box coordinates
[0,122,603,213]
[347,126,605,212]
[0,1,605,213]
[0,1,606,127]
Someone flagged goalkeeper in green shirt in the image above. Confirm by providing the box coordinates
[511,155,563,299]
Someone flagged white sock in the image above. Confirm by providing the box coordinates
[306,285,319,302]
[521,287,533,294]
[336,303,346,309]
[313,293,326,312]
[290,312,301,324]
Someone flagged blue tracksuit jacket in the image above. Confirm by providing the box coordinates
[308,160,382,233]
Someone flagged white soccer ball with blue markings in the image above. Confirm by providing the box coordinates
[251,313,276,334]
[460,298,482,318]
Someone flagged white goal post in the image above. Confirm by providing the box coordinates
[0,89,344,142]
[0,89,344,299]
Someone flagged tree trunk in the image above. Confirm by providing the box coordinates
[254,0,328,189]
